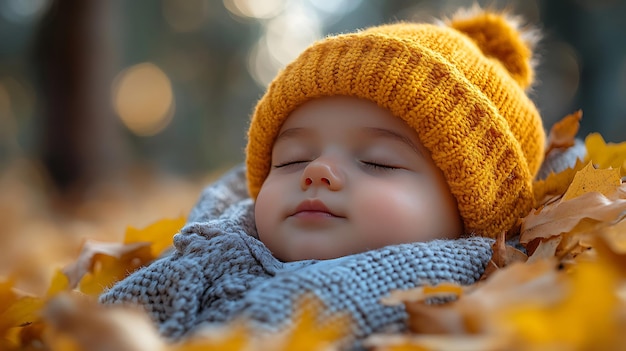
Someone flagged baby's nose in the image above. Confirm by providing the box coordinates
[301,160,343,191]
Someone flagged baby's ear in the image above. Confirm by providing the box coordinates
[445,5,540,90]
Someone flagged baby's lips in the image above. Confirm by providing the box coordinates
[292,198,341,217]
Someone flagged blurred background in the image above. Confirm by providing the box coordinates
[1,0,626,269]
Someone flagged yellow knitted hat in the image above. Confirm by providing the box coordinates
[245,8,546,238]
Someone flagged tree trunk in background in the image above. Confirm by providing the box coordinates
[34,0,126,194]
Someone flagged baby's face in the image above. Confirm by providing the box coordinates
[254,96,462,261]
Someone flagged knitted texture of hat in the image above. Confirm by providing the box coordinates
[246,8,546,237]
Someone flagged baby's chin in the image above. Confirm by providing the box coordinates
[273,242,367,262]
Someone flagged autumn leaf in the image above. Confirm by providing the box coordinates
[382,282,465,306]
[124,216,186,258]
[41,293,166,351]
[0,278,45,349]
[183,294,351,351]
[171,324,249,351]
[585,132,626,176]
[522,161,626,251]
[526,236,561,263]
[532,159,585,206]
[500,258,625,350]
[277,294,351,351]
[600,219,626,254]
[62,217,184,296]
[545,110,582,155]
[365,334,506,351]
[562,162,622,201]
[77,242,153,295]
[381,259,563,337]
[479,231,527,281]
[520,188,626,256]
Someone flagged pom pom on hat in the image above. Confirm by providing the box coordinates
[245,7,546,238]
[446,5,539,89]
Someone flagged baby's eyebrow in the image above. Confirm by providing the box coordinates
[275,127,308,144]
[362,127,425,157]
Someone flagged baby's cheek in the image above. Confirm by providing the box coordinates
[353,188,425,244]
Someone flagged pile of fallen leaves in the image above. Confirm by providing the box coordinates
[2,110,626,351]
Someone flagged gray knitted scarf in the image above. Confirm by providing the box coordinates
[99,164,495,346]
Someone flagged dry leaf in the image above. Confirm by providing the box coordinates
[479,232,527,281]
[521,184,626,246]
[533,159,585,206]
[397,259,562,336]
[42,293,166,351]
[585,132,626,176]
[601,220,626,254]
[562,162,621,201]
[172,324,249,351]
[500,258,625,350]
[77,243,153,295]
[62,240,152,291]
[187,294,351,351]
[545,110,582,155]
[364,334,506,351]
[124,217,186,258]
[382,283,465,306]
[526,236,562,262]
[0,279,44,340]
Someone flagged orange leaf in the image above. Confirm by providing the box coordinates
[62,240,152,291]
[124,216,186,258]
[585,133,626,176]
[533,159,585,206]
[545,110,582,155]
[77,244,153,295]
[562,162,621,201]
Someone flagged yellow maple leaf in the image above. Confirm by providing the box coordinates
[124,216,186,258]
[533,159,585,206]
[585,133,626,176]
[562,162,622,201]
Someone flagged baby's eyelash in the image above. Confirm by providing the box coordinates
[274,160,309,168]
[361,161,398,171]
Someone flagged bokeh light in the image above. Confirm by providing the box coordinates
[112,63,175,137]
[245,1,323,87]
[223,0,286,19]
[0,0,50,23]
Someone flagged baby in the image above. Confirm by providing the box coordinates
[101,6,546,347]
